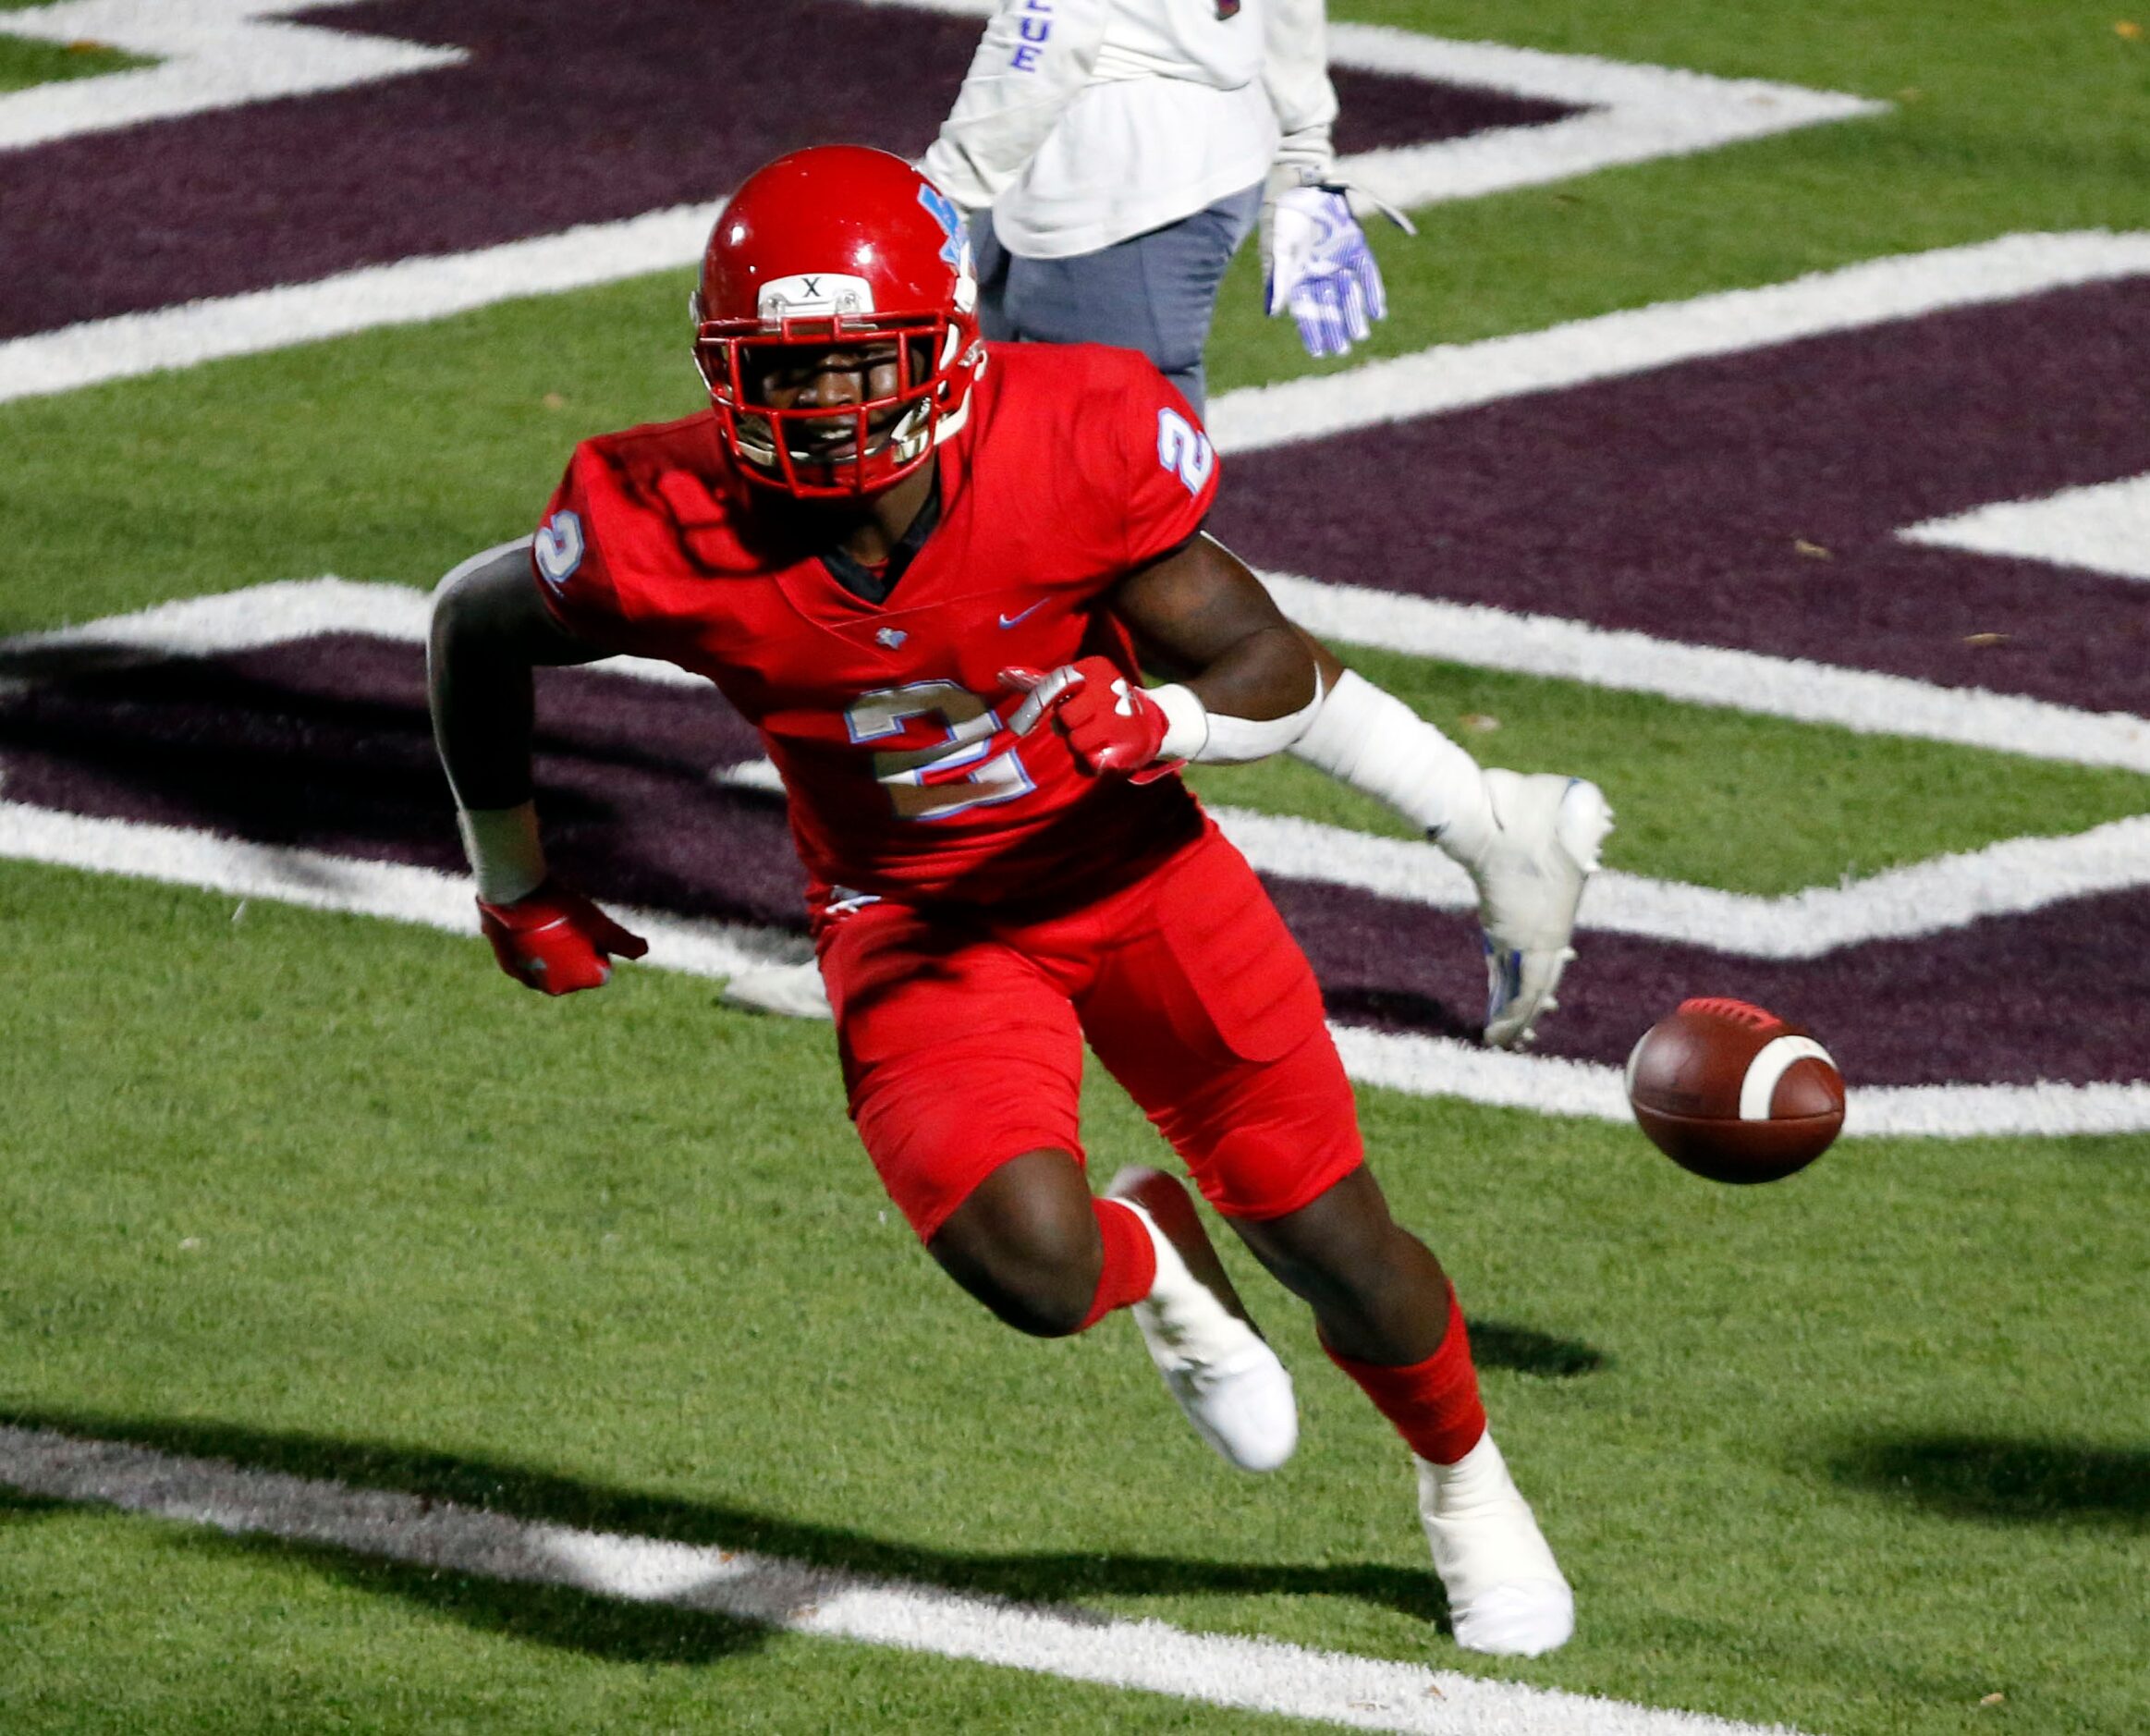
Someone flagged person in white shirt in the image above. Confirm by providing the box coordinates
[919,0,1396,411]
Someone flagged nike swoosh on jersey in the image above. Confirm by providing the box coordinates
[997,602,1044,628]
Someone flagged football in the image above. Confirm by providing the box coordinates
[1625,997,1845,1183]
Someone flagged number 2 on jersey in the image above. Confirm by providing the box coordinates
[1157,408,1215,495]
[846,680,1035,821]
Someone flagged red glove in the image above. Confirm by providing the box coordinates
[1003,657,1181,782]
[477,881,648,995]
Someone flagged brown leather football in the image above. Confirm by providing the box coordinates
[1625,997,1845,1183]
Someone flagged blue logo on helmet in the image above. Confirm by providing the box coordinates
[917,183,966,269]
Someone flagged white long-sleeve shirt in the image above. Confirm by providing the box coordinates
[922,0,1338,260]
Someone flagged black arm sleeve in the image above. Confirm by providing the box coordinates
[426,542,604,811]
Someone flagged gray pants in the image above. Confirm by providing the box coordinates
[971,183,1263,419]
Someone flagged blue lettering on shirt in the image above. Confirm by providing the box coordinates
[1156,410,1215,495]
[1008,0,1051,67]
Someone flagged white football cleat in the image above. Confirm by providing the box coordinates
[1107,1168,1298,1473]
[1417,1432,1574,1656]
[1472,770,1613,1049]
[718,959,834,1021]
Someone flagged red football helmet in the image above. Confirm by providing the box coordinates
[692,145,984,497]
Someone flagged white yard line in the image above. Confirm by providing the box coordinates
[1330,1026,2150,1139]
[1256,573,2150,776]
[0,204,722,407]
[1322,26,1883,212]
[0,6,1886,407]
[6,801,2145,1137]
[724,762,2150,960]
[17,578,2147,961]
[0,569,707,687]
[0,1423,1805,1736]
[1900,471,2150,586]
[0,0,463,153]
[0,801,811,978]
[1208,805,2150,960]
[1206,229,2150,454]
[1334,1026,1629,1122]
[6,572,433,654]
[31,569,2150,782]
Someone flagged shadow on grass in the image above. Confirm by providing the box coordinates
[0,1408,1451,1667]
[0,1486,69,1521]
[1827,1433,2150,1531]
[239,1538,774,1664]
[1467,1320,1608,1379]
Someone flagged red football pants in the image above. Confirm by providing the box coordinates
[817,823,1363,1241]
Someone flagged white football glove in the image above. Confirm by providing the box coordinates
[1259,170,1416,361]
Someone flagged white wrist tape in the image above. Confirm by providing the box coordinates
[457,801,547,905]
[1289,669,1495,860]
[1149,673,1325,766]
[1148,684,1211,761]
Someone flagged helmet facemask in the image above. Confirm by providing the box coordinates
[694,304,977,498]
[690,148,985,497]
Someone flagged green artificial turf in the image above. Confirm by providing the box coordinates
[5,0,2148,1730]
[0,277,705,633]
[2,867,2145,1735]
[0,23,144,91]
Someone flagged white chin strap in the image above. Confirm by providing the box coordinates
[887,398,935,464]
[734,418,778,467]
[911,332,983,458]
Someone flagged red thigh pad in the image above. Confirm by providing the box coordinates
[1078,829,1362,1220]
[820,900,1086,1241]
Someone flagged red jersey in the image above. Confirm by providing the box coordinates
[531,342,1219,911]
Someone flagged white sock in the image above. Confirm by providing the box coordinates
[1121,1204,1218,1360]
[1419,1433,1509,1507]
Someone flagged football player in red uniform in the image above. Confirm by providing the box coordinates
[430,145,1574,1655]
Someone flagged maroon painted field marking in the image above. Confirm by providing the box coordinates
[0,635,803,930]
[1211,279,2150,718]
[0,0,1572,342]
[3,631,2143,1089]
[1271,877,2150,1091]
